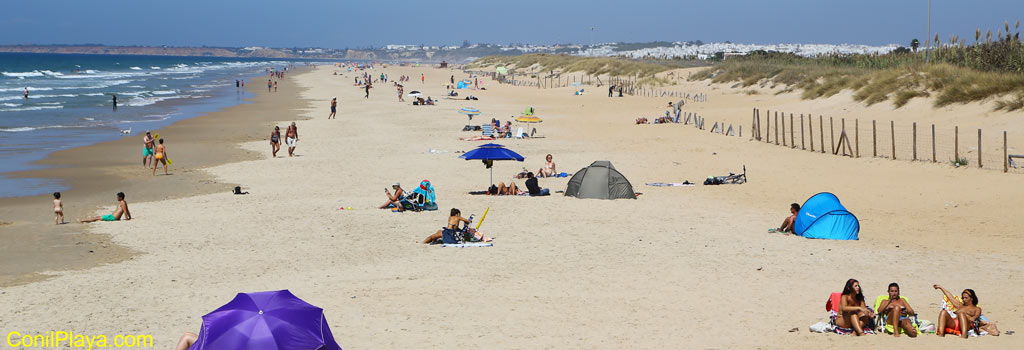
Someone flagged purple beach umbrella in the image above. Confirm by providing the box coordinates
[189,290,342,350]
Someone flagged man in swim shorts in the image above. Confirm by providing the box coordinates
[778,203,800,232]
[328,97,337,119]
[286,122,298,157]
[79,192,131,223]
[142,131,155,167]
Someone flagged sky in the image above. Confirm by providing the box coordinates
[0,0,1021,48]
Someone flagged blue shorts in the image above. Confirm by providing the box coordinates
[143,147,154,156]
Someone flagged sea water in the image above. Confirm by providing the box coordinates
[0,53,304,198]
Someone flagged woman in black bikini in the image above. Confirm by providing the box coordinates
[270,126,281,157]
[422,208,470,244]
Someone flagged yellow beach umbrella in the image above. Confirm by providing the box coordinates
[515,115,542,123]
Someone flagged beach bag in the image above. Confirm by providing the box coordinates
[441,228,464,244]
[232,186,248,195]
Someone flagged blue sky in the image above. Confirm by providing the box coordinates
[0,0,1020,48]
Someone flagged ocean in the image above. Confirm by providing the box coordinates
[0,52,300,198]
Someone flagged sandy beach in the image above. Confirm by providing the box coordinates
[0,64,1021,349]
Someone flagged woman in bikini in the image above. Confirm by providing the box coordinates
[538,154,556,177]
[835,278,874,336]
[878,282,917,337]
[270,126,281,157]
[934,284,982,338]
[152,138,168,176]
[422,208,471,244]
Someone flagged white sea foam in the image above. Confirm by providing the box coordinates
[0,94,76,101]
[2,71,44,78]
[0,127,36,132]
[126,94,190,107]
[150,66,161,70]
[0,87,54,92]
[129,67,142,70]
[2,103,19,107]
[151,90,176,95]
[0,105,64,112]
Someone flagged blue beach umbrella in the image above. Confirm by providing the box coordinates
[459,143,525,186]
[459,107,480,121]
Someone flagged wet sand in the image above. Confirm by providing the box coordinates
[0,68,310,286]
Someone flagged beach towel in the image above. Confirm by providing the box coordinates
[441,243,493,247]
[645,182,694,187]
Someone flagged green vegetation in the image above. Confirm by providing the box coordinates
[470,54,707,85]
[690,22,1024,110]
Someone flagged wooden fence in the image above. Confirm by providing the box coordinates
[463,70,707,101]
[749,108,1020,173]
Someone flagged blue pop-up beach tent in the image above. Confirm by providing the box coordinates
[793,192,860,240]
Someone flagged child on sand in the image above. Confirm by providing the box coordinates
[53,192,64,224]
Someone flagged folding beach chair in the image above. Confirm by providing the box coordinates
[481,125,494,137]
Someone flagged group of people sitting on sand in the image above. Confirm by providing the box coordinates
[830,278,997,338]
[413,96,434,105]
[635,111,674,124]
[491,155,557,196]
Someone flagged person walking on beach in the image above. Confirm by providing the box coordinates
[152,138,168,175]
[451,75,455,84]
[53,192,64,225]
[236,80,240,90]
[328,97,337,119]
[397,86,404,102]
[270,126,281,157]
[273,81,278,92]
[364,83,371,98]
[268,79,273,92]
[285,122,298,157]
[142,131,155,167]
[609,85,614,97]
[421,73,425,84]
[79,192,131,223]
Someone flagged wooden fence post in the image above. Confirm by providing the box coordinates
[955,126,959,161]
[765,110,770,143]
[774,111,779,145]
[891,121,896,160]
[790,113,795,148]
[932,124,936,162]
[819,116,825,153]
[913,122,918,161]
[1004,131,1008,173]
[872,120,877,157]
[809,115,815,152]
[752,108,757,140]
[781,112,787,146]
[855,119,860,158]
[800,114,806,150]
[829,117,835,154]
[978,129,983,168]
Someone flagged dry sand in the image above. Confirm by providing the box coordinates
[0,65,1021,349]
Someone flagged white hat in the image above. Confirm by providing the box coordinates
[392,182,400,187]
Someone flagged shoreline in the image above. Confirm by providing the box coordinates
[0,66,313,287]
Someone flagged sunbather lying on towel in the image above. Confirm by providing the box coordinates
[491,181,522,195]
[779,203,800,232]
[835,279,875,336]
[635,117,648,124]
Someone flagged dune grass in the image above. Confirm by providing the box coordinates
[470,54,707,85]
[691,54,1024,111]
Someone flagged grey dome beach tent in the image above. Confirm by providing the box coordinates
[564,161,636,199]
